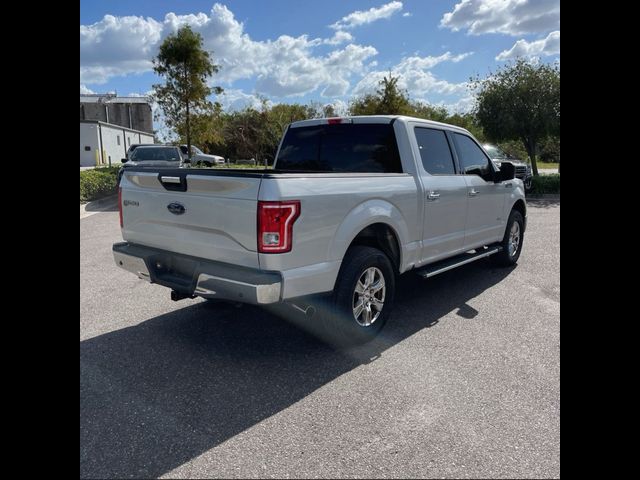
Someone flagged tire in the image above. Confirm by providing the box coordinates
[524,176,532,191]
[315,246,396,346]
[493,209,524,267]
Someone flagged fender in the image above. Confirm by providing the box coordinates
[327,198,415,274]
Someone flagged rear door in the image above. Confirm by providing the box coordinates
[120,169,262,268]
[450,132,506,249]
[411,124,468,263]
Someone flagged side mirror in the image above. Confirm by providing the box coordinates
[121,158,128,163]
[182,158,191,163]
[495,161,515,182]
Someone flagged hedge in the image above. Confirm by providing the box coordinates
[80,166,120,202]
[529,174,560,195]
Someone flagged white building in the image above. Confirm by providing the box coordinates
[80,120,154,167]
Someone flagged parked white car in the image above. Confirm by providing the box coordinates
[179,145,225,166]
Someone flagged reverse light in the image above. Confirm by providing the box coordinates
[257,201,300,253]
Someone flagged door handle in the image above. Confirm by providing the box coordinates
[468,188,479,197]
[505,182,513,188]
[427,191,440,200]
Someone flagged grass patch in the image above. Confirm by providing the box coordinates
[534,160,559,170]
[80,166,120,203]
[529,174,559,195]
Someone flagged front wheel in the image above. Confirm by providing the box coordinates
[316,246,396,346]
[493,210,524,266]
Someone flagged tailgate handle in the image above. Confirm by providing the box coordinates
[158,174,188,192]
[160,176,181,184]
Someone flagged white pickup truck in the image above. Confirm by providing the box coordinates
[114,115,526,344]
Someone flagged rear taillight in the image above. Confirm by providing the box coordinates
[327,117,343,124]
[118,187,123,228]
[257,201,300,253]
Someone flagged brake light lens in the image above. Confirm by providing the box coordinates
[257,201,300,253]
[327,117,343,124]
[118,187,123,228]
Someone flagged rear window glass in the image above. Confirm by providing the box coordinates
[276,123,402,173]
[131,147,180,161]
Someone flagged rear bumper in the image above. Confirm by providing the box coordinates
[113,242,282,304]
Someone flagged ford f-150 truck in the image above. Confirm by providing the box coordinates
[113,115,526,344]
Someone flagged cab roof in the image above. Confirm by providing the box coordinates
[289,115,471,134]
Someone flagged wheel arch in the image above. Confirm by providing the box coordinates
[329,199,410,276]
[511,199,527,232]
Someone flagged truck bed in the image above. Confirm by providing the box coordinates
[118,165,418,298]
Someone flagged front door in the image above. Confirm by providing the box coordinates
[450,132,506,249]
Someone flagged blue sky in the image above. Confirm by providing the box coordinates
[80,0,559,114]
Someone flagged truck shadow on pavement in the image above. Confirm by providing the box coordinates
[80,259,513,479]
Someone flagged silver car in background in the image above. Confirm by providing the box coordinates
[179,145,226,166]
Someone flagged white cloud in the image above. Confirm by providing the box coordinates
[80,14,162,84]
[433,94,476,114]
[441,0,559,35]
[352,51,472,99]
[80,84,94,94]
[217,88,270,111]
[496,30,560,60]
[402,12,412,17]
[330,1,403,30]
[323,30,353,45]
[397,51,473,71]
[80,3,378,98]
[324,99,349,116]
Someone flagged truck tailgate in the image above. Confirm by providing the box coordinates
[120,169,261,268]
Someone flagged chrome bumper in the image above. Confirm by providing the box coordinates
[112,242,282,305]
[193,274,281,304]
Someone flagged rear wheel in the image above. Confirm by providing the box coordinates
[316,246,396,346]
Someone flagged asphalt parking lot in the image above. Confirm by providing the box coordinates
[80,199,559,479]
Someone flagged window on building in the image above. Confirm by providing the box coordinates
[127,137,131,145]
[117,136,121,146]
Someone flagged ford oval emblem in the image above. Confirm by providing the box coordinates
[167,202,186,215]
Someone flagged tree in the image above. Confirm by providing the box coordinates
[472,59,559,176]
[152,26,223,160]
[349,74,413,115]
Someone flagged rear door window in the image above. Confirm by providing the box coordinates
[276,123,402,172]
[414,127,456,175]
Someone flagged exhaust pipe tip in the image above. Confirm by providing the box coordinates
[286,301,316,319]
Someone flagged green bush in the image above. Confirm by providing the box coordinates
[529,174,560,195]
[80,166,120,202]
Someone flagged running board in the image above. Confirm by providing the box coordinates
[415,245,503,279]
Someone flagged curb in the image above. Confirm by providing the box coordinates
[80,194,118,219]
